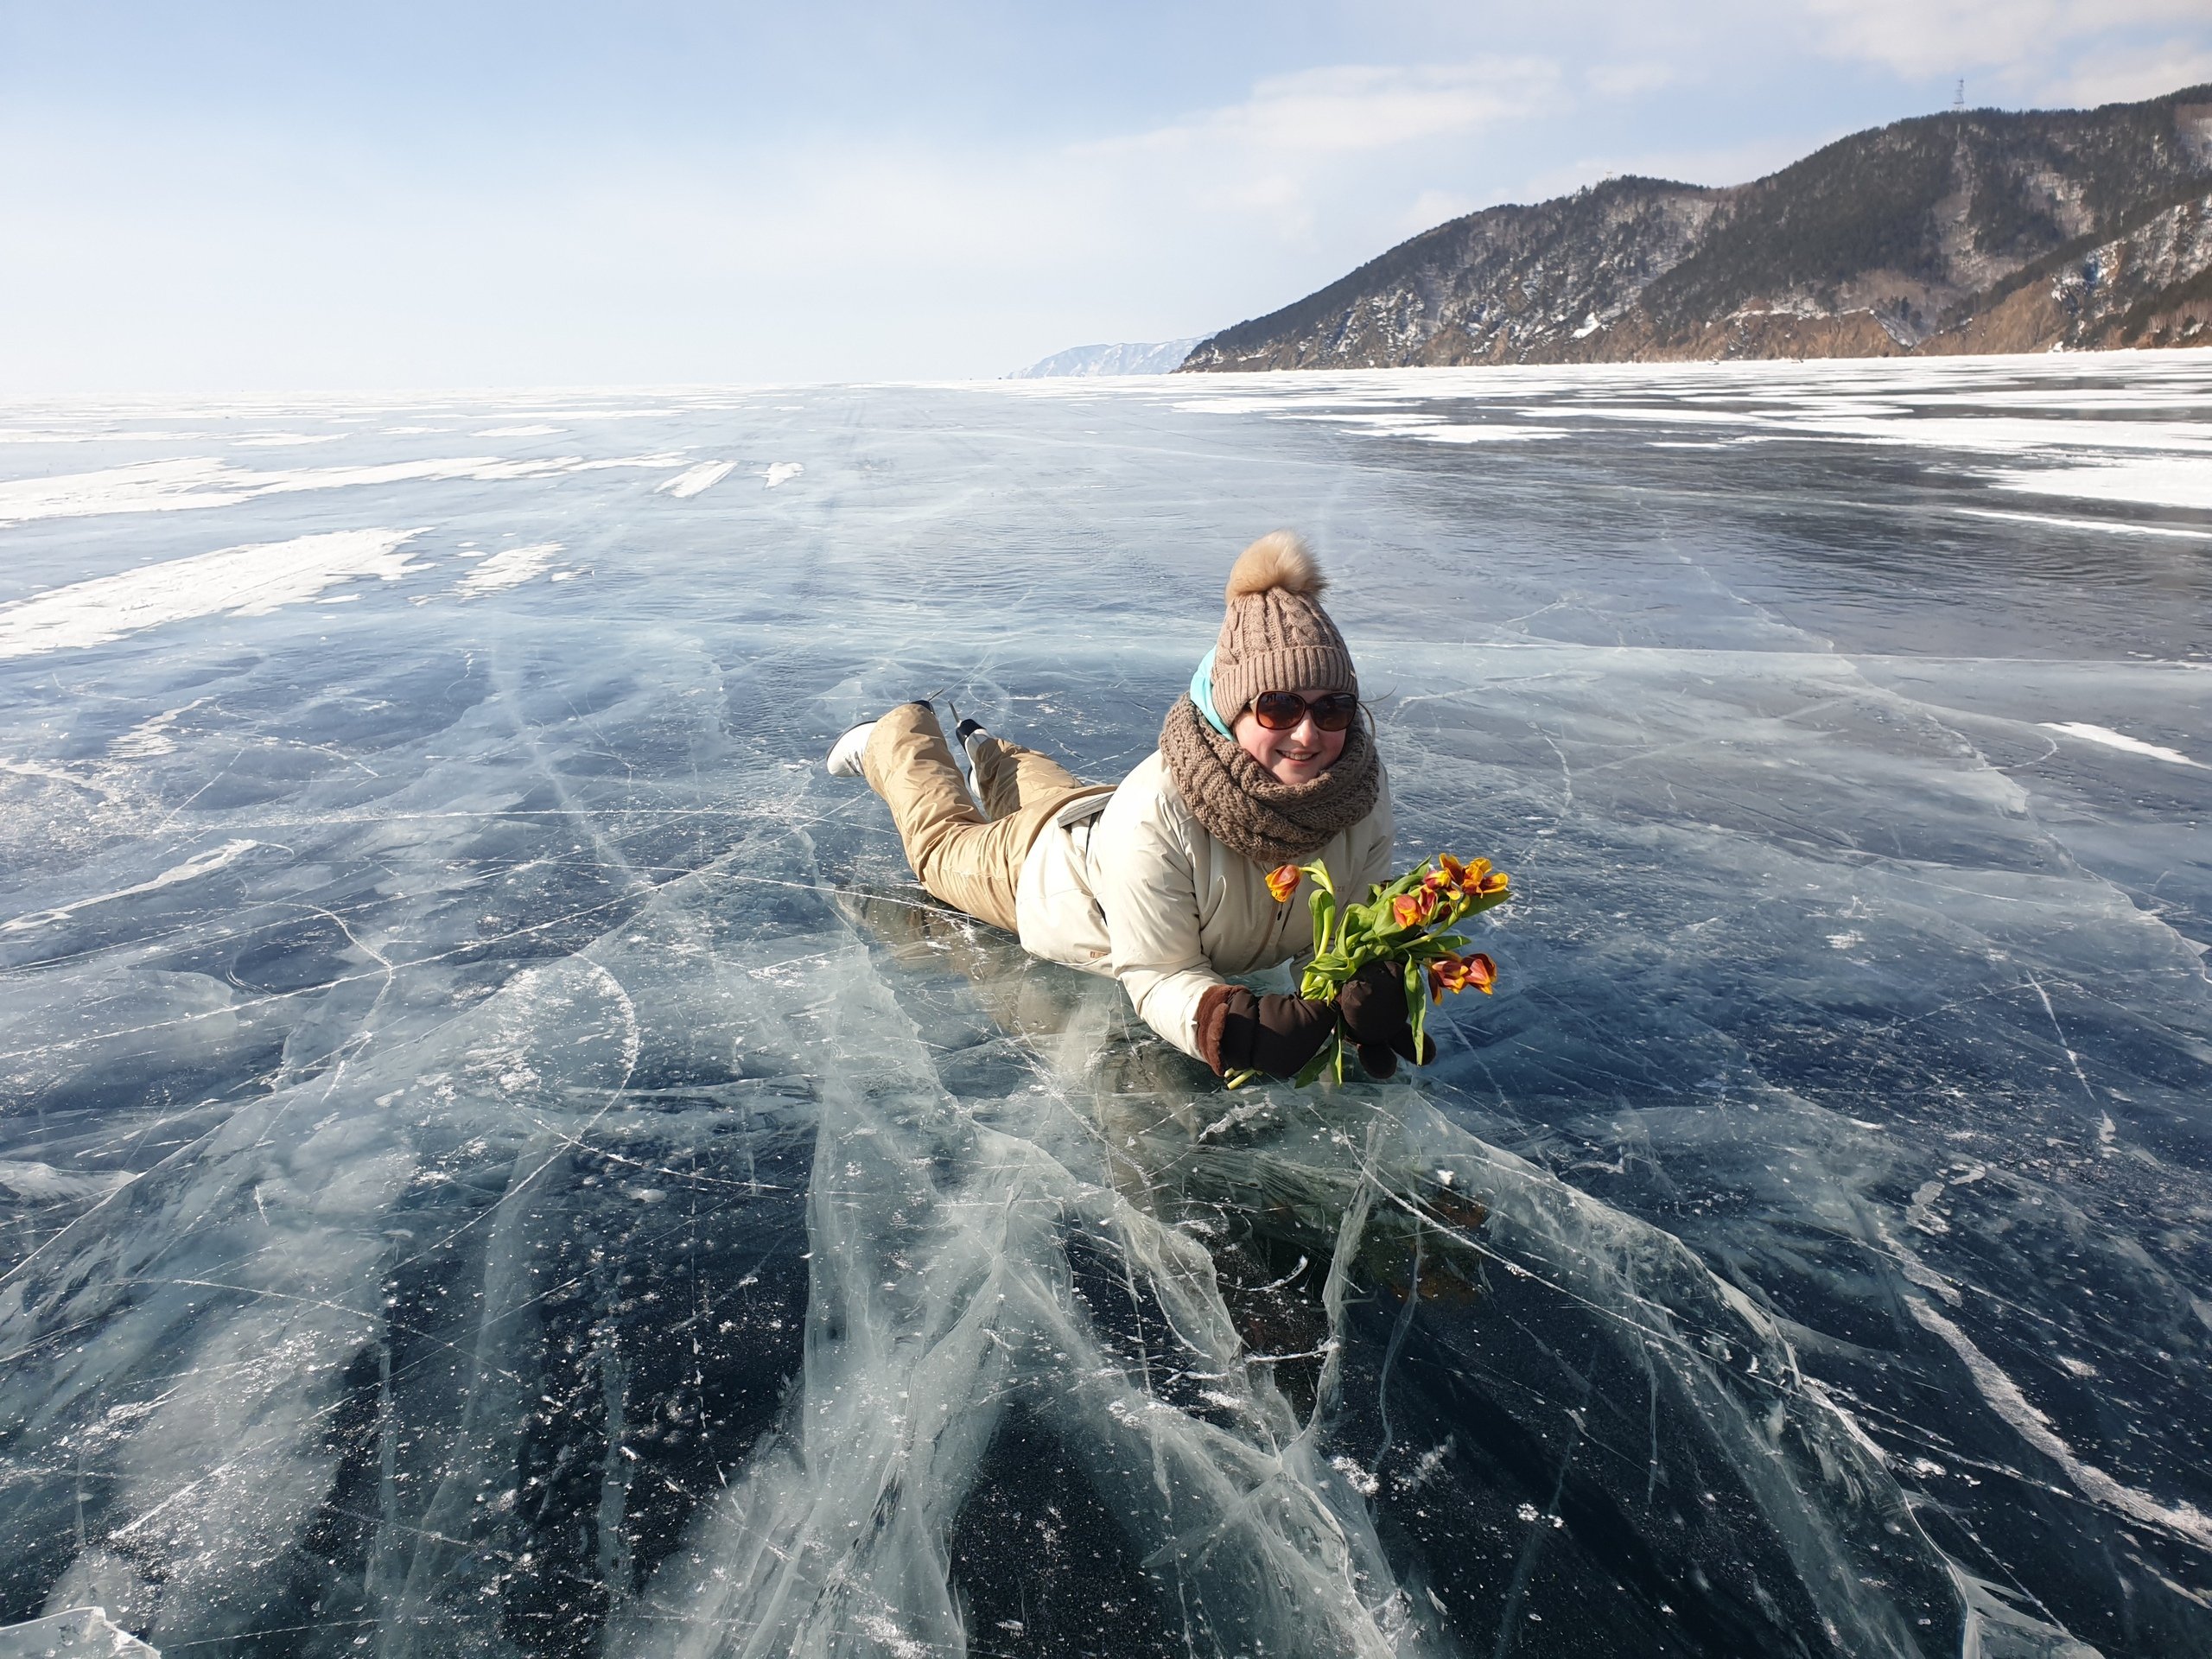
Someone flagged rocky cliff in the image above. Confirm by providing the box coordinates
[1181,85,2212,371]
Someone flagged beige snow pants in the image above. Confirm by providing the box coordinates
[861,702,1105,935]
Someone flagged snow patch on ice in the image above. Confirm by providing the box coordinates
[0,458,250,524]
[0,1606,157,1657]
[656,461,735,499]
[0,529,426,657]
[0,454,690,527]
[1987,457,2212,511]
[1330,1453,1381,1497]
[763,461,804,488]
[856,1614,931,1659]
[109,699,209,760]
[1906,1295,2212,1548]
[455,542,564,597]
[0,1160,134,1204]
[474,424,563,437]
[0,458,483,525]
[570,452,691,474]
[0,428,200,444]
[1956,506,2212,540]
[1409,425,1568,444]
[2039,722,2206,769]
[2,838,261,934]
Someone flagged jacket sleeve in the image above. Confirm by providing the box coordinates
[1090,791,1220,1060]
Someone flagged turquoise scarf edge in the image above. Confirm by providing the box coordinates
[1190,647,1232,737]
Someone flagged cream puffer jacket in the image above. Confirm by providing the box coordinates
[1013,751,1395,1061]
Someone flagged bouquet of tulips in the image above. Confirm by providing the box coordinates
[1227,853,1510,1090]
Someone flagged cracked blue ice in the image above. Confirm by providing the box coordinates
[0,358,2209,1658]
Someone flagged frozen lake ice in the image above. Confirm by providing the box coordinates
[0,353,2208,1658]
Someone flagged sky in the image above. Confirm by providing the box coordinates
[3,1,2209,392]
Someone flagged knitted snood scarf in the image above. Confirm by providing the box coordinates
[1158,695,1380,868]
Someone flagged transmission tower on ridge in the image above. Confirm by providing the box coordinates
[1954,78,1966,112]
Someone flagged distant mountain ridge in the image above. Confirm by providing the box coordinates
[1010,338,1201,378]
[1181,85,2212,371]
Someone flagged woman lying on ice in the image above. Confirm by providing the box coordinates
[825,531,1427,1083]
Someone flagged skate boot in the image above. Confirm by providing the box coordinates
[954,715,990,768]
[824,721,876,779]
[825,701,934,779]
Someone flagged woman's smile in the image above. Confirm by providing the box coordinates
[1235,686,1349,785]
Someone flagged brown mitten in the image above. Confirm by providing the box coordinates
[1336,961,1434,1079]
[1197,984,1338,1078]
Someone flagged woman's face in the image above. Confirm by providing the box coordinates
[1232,688,1349,785]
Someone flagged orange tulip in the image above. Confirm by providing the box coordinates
[1431,854,1509,897]
[1392,887,1438,928]
[1266,864,1301,904]
[1427,950,1498,1001]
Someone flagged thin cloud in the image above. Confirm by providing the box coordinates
[1586,62,1675,99]
[2057,45,2212,106]
[1064,60,1563,248]
[1801,0,2209,82]
[1086,60,1561,159]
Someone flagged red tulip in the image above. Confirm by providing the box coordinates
[1266,864,1302,904]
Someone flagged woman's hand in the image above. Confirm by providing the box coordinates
[1198,985,1337,1078]
[1335,960,1435,1079]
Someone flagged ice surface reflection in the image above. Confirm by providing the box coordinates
[0,357,2208,1657]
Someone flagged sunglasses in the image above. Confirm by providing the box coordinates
[1250,690,1359,732]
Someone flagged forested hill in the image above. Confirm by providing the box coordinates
[1179,84,2212,371]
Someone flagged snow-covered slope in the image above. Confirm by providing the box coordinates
[1007,338,1200,378]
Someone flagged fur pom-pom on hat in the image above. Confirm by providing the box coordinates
[1209,531,1356,723]
[1225,531,1326,601]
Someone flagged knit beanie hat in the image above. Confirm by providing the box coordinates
[1208,531,1357,721]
